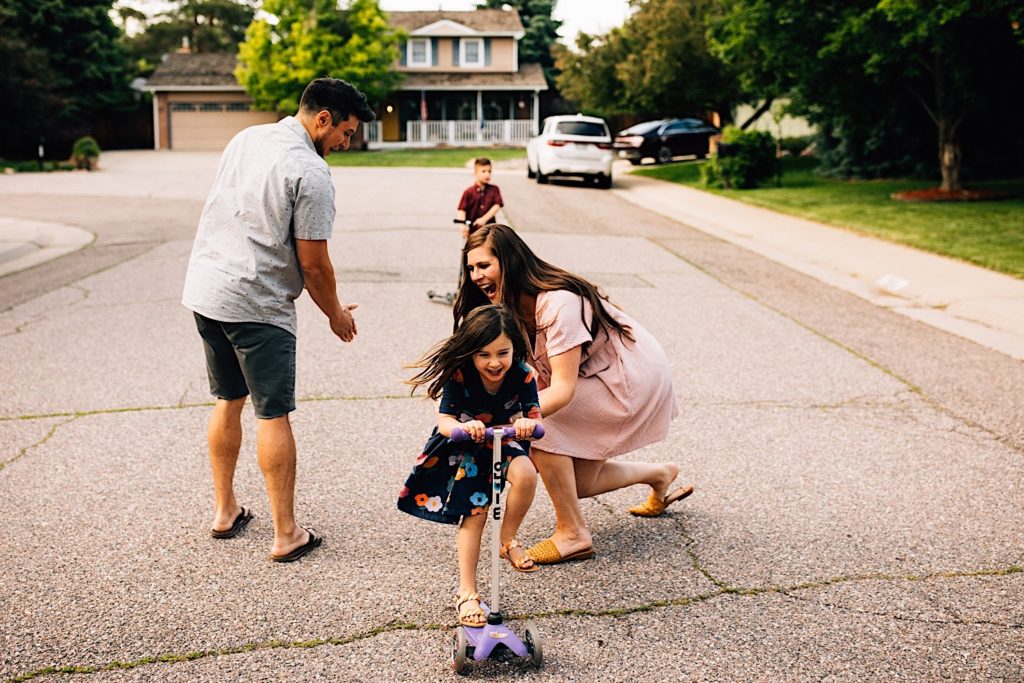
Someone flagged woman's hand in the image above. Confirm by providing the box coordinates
[512,417,539,440]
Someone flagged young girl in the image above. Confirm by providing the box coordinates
[398,304,543,627]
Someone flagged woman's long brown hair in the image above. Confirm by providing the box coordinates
[406,304,526,399]
[453,224,633,351]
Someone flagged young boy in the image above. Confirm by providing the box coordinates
[456,157,504,239]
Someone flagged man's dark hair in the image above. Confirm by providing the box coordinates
[299,78,375,125]
[474,157,492,167]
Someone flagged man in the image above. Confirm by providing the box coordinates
[182,78,374,562]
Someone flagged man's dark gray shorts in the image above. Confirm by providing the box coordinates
[193,313,296,419]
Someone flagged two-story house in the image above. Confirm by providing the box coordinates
[144,8,546,151]
[371,9,548,146]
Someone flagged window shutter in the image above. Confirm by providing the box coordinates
[453,38,460,66]
[400,41,407,66]
[484,38,491,66]
[431,38,439,66]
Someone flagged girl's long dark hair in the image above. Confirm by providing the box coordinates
[406,304,526,399]
[453,224,633,350]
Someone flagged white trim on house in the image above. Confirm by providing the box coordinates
[459,38,484,67]
[396,84,547,92]
[151,95,160,150]
[412,19,476,36]
[407,38,432,66]
[145,85,246,92]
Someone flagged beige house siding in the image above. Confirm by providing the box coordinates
[398,37,516,72]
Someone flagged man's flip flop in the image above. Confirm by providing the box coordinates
[526,538,595,565]
[209,507,253,539]
[269,528,323,563]
[628,484,694,517]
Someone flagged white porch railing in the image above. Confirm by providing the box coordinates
[364,121,382,143]
[404,119,537,146]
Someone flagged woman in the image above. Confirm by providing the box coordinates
[453,224,692,565]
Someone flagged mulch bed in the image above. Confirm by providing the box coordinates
[891,187,1011,202]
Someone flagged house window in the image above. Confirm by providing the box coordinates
[408,38,431,67]
[460,38,484,67]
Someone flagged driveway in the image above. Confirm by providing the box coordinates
[1,151,1021,682]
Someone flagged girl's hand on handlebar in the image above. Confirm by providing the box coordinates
[513,418,539,440]
[461,419,486,443]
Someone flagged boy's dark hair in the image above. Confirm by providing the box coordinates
[406,304,525,399]
[474,157,492,168]
[299,78,375,125]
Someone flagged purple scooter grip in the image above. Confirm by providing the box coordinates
[449,424,545,441]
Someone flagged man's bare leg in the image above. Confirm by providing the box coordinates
[257,414,310,556]
[210,397,246,531]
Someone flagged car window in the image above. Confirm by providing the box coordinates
[663,123,689,134]
[621,121,664,135]
[555,121,608,137]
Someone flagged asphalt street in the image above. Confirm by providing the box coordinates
[0,152,1021,682]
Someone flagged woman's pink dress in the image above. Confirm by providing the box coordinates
[529,290,678,460]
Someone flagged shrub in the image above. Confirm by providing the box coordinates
[71,136,101,170]
[701,127,776,189]
[779,135,814,157]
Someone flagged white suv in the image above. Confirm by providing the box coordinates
[526,114,614,189]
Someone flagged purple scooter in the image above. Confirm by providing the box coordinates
[448,424,545,674]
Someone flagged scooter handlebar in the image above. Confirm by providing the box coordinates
[449,424,545,442]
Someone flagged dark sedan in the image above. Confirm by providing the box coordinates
[615,118,720,165]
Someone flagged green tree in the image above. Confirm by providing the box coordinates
[710,0,1024,188]
[117,0,257,77]
[237,0,404,114]
[0,0,132,156]
[552,29,629,117]
[477,0,562,86]
[555,0,736,118]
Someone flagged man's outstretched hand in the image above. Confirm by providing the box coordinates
[330,303,359,342]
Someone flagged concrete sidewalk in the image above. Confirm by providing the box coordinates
[611,169,1024,360]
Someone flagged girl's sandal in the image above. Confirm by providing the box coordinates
[500,539,539,573]
[455,591,486,627]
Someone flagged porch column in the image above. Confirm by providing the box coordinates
[532,90,540,136]
[477,90,483,143]
[151,93,160,150]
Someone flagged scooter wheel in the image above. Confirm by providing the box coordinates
[444,292,454,305]
[524,621,543,667]
[452,627,469,675]
[426,289,436,299]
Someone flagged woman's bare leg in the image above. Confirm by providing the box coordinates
[531,448,593,557]
[573,459,681,500]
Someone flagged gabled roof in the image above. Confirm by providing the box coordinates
[387,9,524,36]
[146,53,241,89]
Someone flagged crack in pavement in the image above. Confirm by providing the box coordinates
[0,416,79,474]
[7,564,1020,682]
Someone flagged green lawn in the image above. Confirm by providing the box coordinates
[326,146,525,168]
[634,157,1024,279]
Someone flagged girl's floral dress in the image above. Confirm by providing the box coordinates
[397,360,541,525]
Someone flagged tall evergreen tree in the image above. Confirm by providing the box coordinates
[477,0,561,86]
[117,0,257,77]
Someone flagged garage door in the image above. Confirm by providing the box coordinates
[169,103,277,151]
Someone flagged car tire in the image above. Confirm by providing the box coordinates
[527,164,536,179]
[537,170,549,184]
[656,145,673,164]
[598,174,612,189]
[628,159,642,166]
